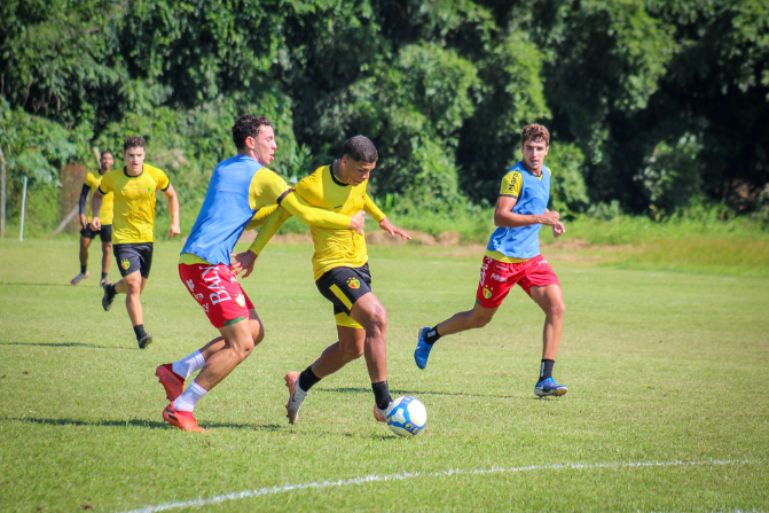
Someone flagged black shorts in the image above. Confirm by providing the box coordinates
[315,264,372,315]
[113,243,154,278]
[80,224,112,243]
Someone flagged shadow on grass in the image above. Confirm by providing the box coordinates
[0,281,73,288]
[6,416,284,431]
[0,341,134,350]
[323,386,513,399]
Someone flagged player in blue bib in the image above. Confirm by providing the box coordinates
[414,124,569,398]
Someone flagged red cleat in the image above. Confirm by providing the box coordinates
[162,404,204,432]
[155,364,184,401]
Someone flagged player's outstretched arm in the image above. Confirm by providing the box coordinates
[363,194,409,239]
[281,192,359,231]
[164,184,181,237]
[379,217,412,241]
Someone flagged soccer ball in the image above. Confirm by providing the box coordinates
[386,396,427,437]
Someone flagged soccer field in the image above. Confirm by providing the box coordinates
[1,238,767,513]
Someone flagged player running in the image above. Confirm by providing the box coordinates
[414,124,569,398]
[91,136,181,349]
[70,150,115,286]
[155,115,363,432]
[233,135,411,426]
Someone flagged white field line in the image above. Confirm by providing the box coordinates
[116,459,759,513]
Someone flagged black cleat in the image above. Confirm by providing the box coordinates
[138,333,153,349]
[101,283,116,311]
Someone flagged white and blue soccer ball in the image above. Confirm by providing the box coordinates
[386,396,427,437]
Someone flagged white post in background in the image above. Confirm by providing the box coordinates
[0,146,6,238]
[20,176,28,241]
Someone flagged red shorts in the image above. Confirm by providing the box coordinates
[178,263,254,328]
[475,254,559,308]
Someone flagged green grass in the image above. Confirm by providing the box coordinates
[1,238,768,513]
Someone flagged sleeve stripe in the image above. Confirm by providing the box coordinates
[276,188,294,205]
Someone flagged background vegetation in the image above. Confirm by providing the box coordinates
[1,0,768,235]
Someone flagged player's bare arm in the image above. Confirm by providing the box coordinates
[493,196,560,227]
[164,184,181,237]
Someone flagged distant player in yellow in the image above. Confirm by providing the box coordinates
[233,135,411,426]
[91,136,181,348]
[70,150,115,286]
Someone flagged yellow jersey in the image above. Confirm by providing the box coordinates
[250,164,386,280]
[84,171,114,225]
[98,164,170,244]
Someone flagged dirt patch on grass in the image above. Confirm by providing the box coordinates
[239,229,634,265]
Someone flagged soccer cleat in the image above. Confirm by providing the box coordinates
[101,283,116,311]
[284,371,306,425]
[70,272,89,285]
[373,401,394,423]
[162,404,204,432]
[534,377,568,397]
[414,326,433,370]
[137,333,153,349]
[155,363,184,401]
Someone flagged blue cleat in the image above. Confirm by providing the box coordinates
[414,326,433,370]
[534,377,568,397]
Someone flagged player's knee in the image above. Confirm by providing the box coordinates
[549,300,566,319]
[251,321,264,345]
[125,279,141,295]
[368,305,388,331]
[341,341,364,361]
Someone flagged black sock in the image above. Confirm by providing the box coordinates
[539,359,555,381]
[101,272,108,280]
[80,265,87,274]
[372,381,393,410]
[424,326,441,345]
[133,324,147,340]
[107,283,116,295]
[298,366,321,392]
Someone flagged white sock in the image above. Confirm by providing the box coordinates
[173,381,207,412]
[172,350,205,379]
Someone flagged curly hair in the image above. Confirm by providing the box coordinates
[521,124,550,146]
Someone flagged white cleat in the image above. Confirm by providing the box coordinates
[70,272,89,285]
[373,401,394,423]
[285,371,306,425]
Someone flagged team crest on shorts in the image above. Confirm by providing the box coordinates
[235,294,246,308]
[482,286,492,299]
[121,258,130,270]
[346,277,361,290]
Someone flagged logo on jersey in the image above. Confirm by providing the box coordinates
[482,286,492,299]
[120,258,131,270]
[504,171,522,195]
[346,277,361,290]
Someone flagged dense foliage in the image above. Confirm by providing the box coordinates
[1,0,767,231]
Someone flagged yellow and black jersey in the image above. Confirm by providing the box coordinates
[83,171,114,225]
[98,164,170,244]
[249,164,386,280]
